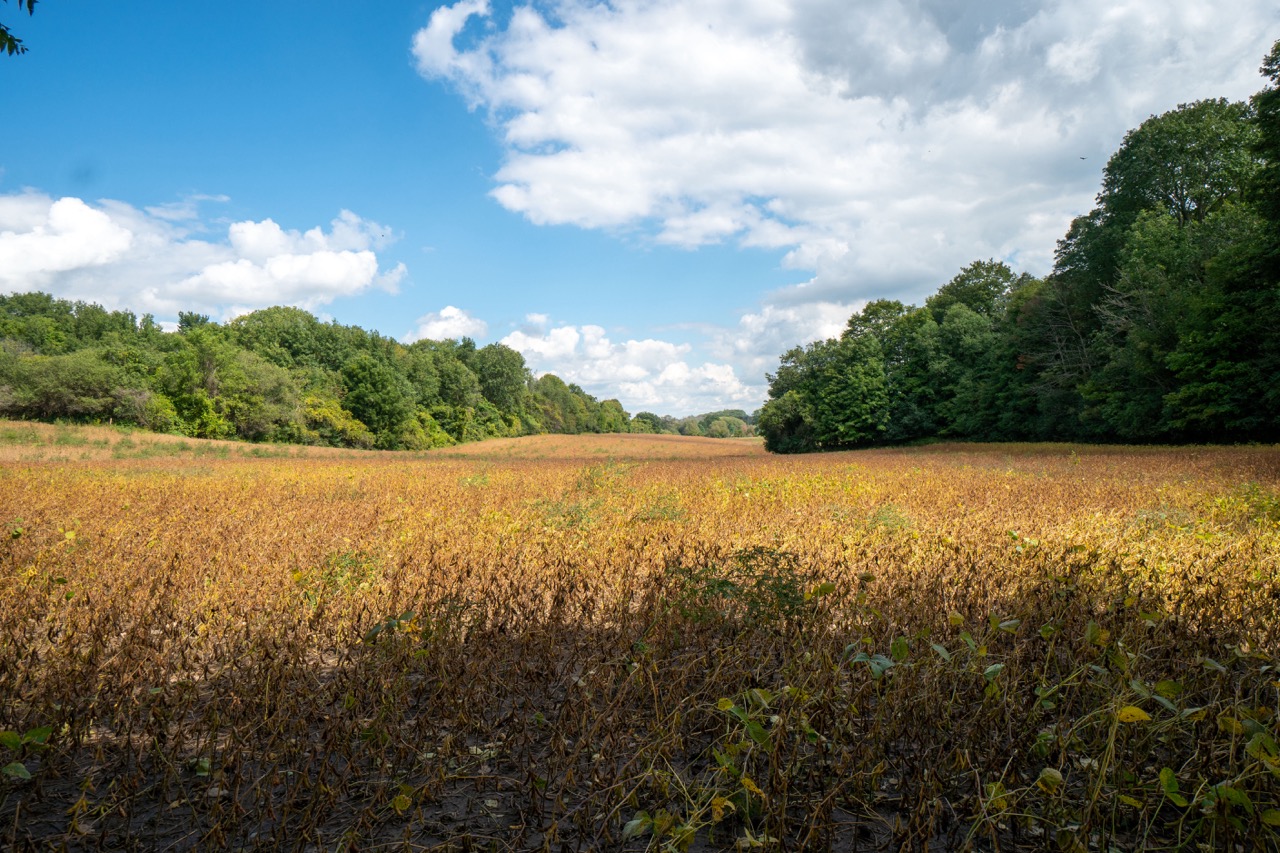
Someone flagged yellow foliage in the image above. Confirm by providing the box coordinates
[1117,706,1152,723]
[0,424,1276,847]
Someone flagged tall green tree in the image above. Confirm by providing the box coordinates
[925,259,1019,322]
[932,303,1000,436]
[843,300,937,442]
[1101,99,1258,228]
[758,334,889,452]
[597,399,629,433]
[757,390,816,454]
[470,343,531,416]
[397,343,443,408]
[629,411,665,433]
[155,326,236,438]
[1025,97,1264,440]
[1246,39,1280,424]
[227,306,324,370]
[1161,203,1274,436]
[340,354,415,448]
[155,326,304,440]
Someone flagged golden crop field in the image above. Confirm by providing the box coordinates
[1,421,1278,851]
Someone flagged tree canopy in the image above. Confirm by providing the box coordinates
[1,0,36,56]
[0,296,649,449]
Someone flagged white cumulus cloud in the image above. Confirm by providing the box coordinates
[503,324,581,360]
[0,196,133,279]
[711,300,860,388]
[500,321,758,415]
[0,192,405,321]
[403,305,489,342]
[414,0,1275,309]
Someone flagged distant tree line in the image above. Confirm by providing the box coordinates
[0,299,643,449]
[630,409,756,438]
[760,40,1280,453]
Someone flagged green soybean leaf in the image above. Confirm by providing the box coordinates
[23,727,51,745]
[1214,784,1253,813]
[1246,731,1278,761]
[622,811,652,840]
[2,762,31,781]
[1158,767,1188,807]
[1036,767,1063,794]
[745,720,770,745]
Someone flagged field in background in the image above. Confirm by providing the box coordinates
[427,432,765,461]
[0,419,363,464]
[0,420,764,465]
[1,422,1277,850]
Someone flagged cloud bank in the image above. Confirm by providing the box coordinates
[501,317,758,414]
[415,0,1272,305]
[0,192,406,321]
[413,0,1274,412]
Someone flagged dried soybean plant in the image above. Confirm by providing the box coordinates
[0,427,1277,850]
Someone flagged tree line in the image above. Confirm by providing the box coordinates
[630,409,756,438]
[759,40,1280,453]
[0,299,643,449]
[0,297,758,448]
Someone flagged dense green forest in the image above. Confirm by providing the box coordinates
[0,298,633,448]
[0,295,757,448]
[760,40,1280,452]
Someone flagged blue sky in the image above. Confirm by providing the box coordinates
[2,1,1275,415]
